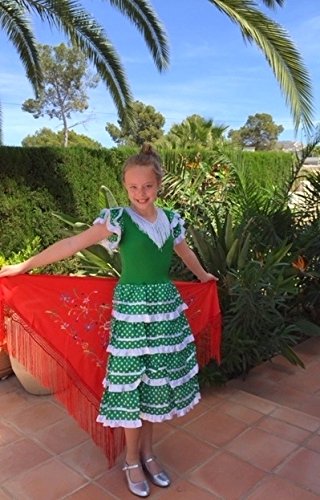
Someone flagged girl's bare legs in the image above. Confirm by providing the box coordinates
[124,422,169,486]
[140,420,171,487]
[140,420,153,458]
[124,428,146,482]
[140,421,162,474]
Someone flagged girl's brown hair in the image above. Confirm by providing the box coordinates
[123,143,164,182]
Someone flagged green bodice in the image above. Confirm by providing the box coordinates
[119,211,173,285]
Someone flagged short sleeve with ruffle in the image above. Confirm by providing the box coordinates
[166,210,186,246]
[93,207,124,252]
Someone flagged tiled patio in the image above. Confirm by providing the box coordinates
[0,337,320,499]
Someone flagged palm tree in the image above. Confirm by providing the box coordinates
[0,0,169,122]
[209,0,313,132]
[160,114,228,149]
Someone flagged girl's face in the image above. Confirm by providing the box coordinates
[124,165,160,215]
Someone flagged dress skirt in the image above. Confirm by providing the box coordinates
[96,282,201,428]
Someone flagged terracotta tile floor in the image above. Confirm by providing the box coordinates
[1,337,320,499]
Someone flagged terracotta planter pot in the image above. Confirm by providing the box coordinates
[0,350,13,380]
[9,356,53,395]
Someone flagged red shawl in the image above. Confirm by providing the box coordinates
[0,275,221,466]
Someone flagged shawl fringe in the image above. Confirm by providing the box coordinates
[5,310,125,466]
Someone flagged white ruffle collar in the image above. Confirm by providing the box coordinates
[125,207,171,249]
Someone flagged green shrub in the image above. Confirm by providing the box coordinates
[0,146,129,260]
[241,150,294,189]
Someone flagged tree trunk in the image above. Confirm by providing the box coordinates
[63,126,69,147]
[62,114,68,147]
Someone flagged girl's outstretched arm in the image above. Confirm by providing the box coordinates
[0,223,111,277]
[174,240,218,283]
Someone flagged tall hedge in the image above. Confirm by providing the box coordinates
[0,146,135,256]
[0,146,294,259]
[241,151,294,188]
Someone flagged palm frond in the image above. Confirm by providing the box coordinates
[261,0,285,8]
[4,0,170,122]
[293,170,320,222]
[19,0,169,71]
[0,0,42,96]
[27,0,133,121]
[209,0,313,132]
[107,0,169,71]
[283,125,320,195]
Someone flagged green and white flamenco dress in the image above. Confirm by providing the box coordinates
[94,206,201,428]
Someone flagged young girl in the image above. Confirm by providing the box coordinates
[0,144,216,497]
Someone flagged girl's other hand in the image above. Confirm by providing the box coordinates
[0,263,27,277]
[200,272,219,283]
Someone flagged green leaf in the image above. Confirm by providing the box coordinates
[280,345,305,368]
[237,232,251,269]
[52,211,81,226]
[85,244,113,261]
[224,213,234,250]
[295,319,320,337]
[226,238,239,268]
[99,185,118,208]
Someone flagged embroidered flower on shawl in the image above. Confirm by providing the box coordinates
[46,288,112,367]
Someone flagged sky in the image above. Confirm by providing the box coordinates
[1,0,320,147]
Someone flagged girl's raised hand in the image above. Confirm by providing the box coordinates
[0,263,27,277]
